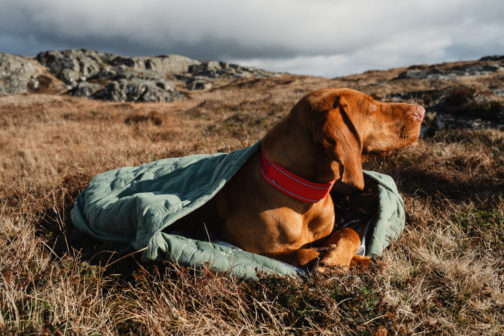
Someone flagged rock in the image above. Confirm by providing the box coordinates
[133,55,200,74]
[182,76,213,90]
[111,54,200,74]
[36,49,113,87]
[386,90,442,107]
[69,82,103,97]
[0,52,38,95]
[396,68,448,80]
[433,113,495,131]
[188,61,274,79]
[92,78,184,102]
[189,62,222,78]
[449,64,500,76]
[37,50,201,85]
[396,63,501,80]
[435,86,503,121]
[110,56,136,68]
[480,55,504,61]
[421,111,504,138]
[3,49,274,102]
[388,86,504,137]
[36,49,193,102]
[174,61,273,89]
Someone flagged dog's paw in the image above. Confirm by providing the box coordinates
[314,262,348,274]
[315,265,328,274]
[349,255,372,272]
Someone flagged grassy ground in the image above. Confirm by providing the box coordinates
[1,71,503,335]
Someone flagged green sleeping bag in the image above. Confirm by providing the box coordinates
[71,142,405,280]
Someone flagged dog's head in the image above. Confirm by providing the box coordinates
[297,88,424,191]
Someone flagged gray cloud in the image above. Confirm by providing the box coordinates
[1,0,503,76]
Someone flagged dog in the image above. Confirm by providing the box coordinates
[172,88,424,271]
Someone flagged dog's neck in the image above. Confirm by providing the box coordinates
[262,114,340,184]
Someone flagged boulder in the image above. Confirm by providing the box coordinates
[182,76,213,90]
[110,54,200,74]
[0,52,38,95]
[36,49,114,87]
[92,78,184,102]
[189,61,274,79]
[69,82,103,98]
[134,55,200,74]
[396,63,501,80]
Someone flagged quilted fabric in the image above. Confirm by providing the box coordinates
[71,142,404,280]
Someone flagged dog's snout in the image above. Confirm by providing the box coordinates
[412,106,425,121]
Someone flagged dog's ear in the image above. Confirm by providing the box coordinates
[314,97,365,191]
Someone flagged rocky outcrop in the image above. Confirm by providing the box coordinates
[480,55,504,61]
[188,61,272,79]
[69,82,102,98]
[91,79,183,102]
[35,50,193,102]
[36,50,201,87]
[0,49,275,102]
[380,56,504,135]
[396,59,503,81]
[0,52,38,95]
[118,54,200,74]
[30,49,275,102]
[36,49,110,87]
[176,61,273,90]
[396,64,501,80]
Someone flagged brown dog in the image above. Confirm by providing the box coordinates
[173,88,424,271]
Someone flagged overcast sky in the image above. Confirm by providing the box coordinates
[1,0,503,77]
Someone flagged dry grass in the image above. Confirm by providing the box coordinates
[1,72,503,335]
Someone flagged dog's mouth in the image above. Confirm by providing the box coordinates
[362,122,421,157]
[401,123,422,140]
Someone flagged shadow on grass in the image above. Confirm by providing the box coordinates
[34,173,143,281]
[392,167,504,203]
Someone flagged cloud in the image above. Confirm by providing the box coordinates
[1,0,503,76]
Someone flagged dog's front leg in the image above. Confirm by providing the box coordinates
[264,248,323,267]
[317,227,371,272]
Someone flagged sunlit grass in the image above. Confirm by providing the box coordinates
[1,69,503,334]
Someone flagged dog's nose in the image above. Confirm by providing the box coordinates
[413,106,425,121]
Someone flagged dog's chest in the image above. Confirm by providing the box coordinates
[303,197,335,242]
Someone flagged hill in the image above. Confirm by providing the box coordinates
[0,50,503,334]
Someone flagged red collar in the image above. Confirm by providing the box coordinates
[259,151,335,203]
